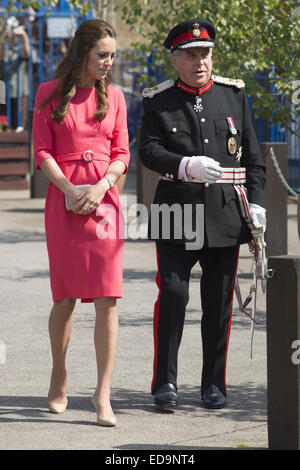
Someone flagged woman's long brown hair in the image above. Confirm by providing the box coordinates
[39,19,117,122]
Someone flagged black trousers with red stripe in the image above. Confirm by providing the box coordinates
[152,241,240,397]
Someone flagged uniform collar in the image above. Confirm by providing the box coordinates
[176,78,213,96]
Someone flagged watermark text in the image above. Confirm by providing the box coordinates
[291,339,300,365]
[97,198,204,250]
[0,341,6,365]
[0,80,5,105]
[292,80,300,105]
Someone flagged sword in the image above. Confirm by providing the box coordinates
[234,278,259,325]
[250,264,258,359]
[249,228,267,358]
[234,227,266,358]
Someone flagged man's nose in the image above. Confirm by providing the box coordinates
[197,55,206,64]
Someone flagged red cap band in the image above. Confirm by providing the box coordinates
[170,29,211,48]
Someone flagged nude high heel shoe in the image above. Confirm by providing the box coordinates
[48,399,68,414]
[91,397,117,427]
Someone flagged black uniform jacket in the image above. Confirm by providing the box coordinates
[139,78,266,247]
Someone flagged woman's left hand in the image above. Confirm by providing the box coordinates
[75,179,110,215]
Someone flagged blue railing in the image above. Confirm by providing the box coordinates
[0,3,92,128]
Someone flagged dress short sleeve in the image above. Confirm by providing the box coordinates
[32,81,56,170]
[110,88,130,173]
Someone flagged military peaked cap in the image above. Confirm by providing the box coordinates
[164,19,216,52]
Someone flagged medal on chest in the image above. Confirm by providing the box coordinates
[177,79,213,114]
[228,136,237,155]
[226,117,238,155]
[236,146,242,163]
[194,96,203,113]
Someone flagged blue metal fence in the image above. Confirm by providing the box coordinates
[0,2,92,129]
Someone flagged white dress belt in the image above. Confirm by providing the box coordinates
[160,167,250,223]
[160,167,246,184]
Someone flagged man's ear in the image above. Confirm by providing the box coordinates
[170,53,177,68]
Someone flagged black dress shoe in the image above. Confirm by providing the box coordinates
[154,383,178,410]
[202,384,226,409]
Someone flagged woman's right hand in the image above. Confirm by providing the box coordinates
[65,186,90,213]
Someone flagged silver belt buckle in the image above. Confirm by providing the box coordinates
[82,150,94,162]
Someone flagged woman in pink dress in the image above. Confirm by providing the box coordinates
[33,19,130,426]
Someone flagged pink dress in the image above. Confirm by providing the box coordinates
[33,80,130,302]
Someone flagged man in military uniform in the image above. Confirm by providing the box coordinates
[139,19,266,410]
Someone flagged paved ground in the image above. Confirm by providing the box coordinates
[0,171,299,451]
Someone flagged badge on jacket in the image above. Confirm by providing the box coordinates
[194,96,203,113]
[226,117,238,155]
[228,136,237,154]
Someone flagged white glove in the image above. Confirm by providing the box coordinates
[249,203,266,236]
[186,156,223,183]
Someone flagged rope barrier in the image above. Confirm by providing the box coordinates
[268,146,298,197]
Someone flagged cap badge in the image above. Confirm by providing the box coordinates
[192,23,201,38]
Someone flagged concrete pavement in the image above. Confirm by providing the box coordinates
[0,171,299,451]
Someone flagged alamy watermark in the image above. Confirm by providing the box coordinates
[97,197,204,250]
[292,80,300,105]
[0,80,5,105]
[291,340,300,365]
[0,341,6,365]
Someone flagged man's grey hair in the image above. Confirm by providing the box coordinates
[171,49,180,57]
[170,47,212,57]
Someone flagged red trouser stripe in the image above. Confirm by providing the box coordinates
[223,246,240,392]
[151,244,161,391]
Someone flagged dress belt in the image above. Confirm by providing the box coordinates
[55,151,110,164]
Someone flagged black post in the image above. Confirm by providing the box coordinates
[267,256,300,450]
[261,142,288,257]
